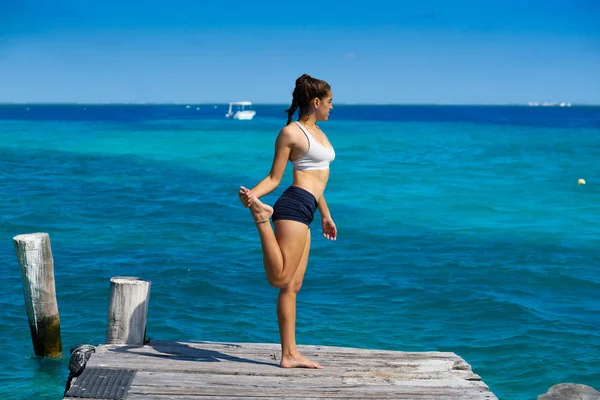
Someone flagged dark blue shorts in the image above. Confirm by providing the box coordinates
[272,186,318,227]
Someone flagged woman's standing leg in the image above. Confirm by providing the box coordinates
[277,227,323,369]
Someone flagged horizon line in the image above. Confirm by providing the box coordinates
[1,102,598,107]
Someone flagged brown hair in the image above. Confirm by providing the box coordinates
[285,74,331,125]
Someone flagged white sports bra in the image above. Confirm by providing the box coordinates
[291,121,336,171]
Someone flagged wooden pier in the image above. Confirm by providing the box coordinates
[9,237,496,400]
[63,340,498,399]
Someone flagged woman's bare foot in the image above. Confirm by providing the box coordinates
[280,352,324,369]
[248,194,273,224]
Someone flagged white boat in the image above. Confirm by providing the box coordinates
[225,101,256,120]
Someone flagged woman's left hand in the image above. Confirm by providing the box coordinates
[238,186,254,208]
[321,217,337,241]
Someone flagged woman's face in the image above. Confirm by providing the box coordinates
[314,91,333,121]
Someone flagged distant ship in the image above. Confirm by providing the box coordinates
[225,101,256,120]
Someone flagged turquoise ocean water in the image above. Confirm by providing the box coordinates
[1,105,599,399]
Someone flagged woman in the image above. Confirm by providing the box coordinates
[238,74,337,369]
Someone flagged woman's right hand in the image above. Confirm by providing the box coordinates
[238,186,255,208]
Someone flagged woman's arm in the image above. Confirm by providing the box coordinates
[318,195,331,218]
[250,126,295,198]
[319,196,337,240]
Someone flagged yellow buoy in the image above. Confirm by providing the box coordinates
[578,178,586,185]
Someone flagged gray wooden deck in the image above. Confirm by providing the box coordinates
[63,340,498,399]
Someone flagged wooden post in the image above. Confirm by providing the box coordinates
[13,232,62,358]
[106,277,151,345]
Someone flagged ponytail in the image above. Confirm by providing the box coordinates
[285,100,298,125]
[284,74,330,124]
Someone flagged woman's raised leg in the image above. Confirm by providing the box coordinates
[246,194,309,288]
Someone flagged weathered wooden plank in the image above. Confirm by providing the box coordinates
[113,340,460,359]
[130,371,489,389]
[86,357,481,381]
[86,358,482,381]
[131,341,461,359]
[131,369,484,383]
[89,351,461,370]
[94,345,459,361]
[125,386,495,398]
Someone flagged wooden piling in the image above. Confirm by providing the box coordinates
[13,232,62,358]
[106,277,151,345]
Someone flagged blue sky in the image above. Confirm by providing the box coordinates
[1,0,598,104]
